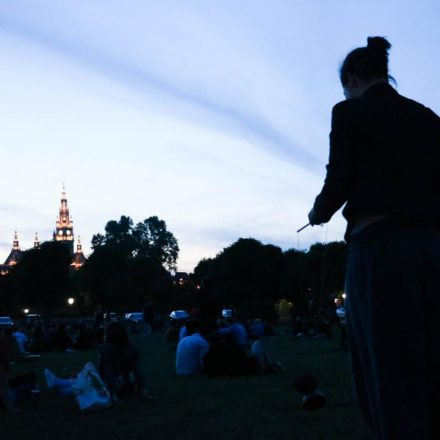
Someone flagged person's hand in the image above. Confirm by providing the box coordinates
[308,208,319,226]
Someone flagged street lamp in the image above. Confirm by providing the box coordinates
[67,297,75,306]
[23,308,29,314]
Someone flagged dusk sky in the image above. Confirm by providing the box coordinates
[1,1,439,272]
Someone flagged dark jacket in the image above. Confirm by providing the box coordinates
[313,83,440,237]
[98,342,139,392]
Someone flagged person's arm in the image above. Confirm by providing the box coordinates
[199,342,209,371]
[217,326,232,335]
[310,102,354,225]
[179,326,188,341]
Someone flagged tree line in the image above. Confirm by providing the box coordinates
[0,215,347,318]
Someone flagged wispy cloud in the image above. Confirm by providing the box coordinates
[0,202,44,217]
[0,15,321,173]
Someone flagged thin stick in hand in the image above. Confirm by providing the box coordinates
[297,223,310,233]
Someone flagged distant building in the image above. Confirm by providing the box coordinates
[71,236,86,270]
[173,272,190,286]
[1,187,85,275]
[0,231,23,275]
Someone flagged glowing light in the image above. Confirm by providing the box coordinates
[342,293,347,299]
[67,297,75,305]
[24,308,29,314]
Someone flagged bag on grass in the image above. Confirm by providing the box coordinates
[72,362,111,411]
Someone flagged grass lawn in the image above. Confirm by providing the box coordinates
[2,326,372,440]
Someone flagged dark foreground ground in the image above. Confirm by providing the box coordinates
[1,326,372,440]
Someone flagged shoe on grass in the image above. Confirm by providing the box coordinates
[140,389,156,400]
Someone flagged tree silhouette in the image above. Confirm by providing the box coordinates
[84,215,177,311]
[9,241,72,312]
[193,238,285,320]
[193,239,348,320]
[91,215,179,270]
[133,216,179,271]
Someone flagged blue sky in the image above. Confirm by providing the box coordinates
[1,1,439,271]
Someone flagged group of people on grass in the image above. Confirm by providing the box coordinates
[7,320,102,355]
[0,304,282,414]
[175,313,280,377]
[0,320,153,413]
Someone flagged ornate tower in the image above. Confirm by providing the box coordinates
[12,231,20,252]
[34,232,40,249]
[53,185,74,254]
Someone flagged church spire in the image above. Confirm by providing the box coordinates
[34,232,40,249]
[71,235,85,270]
[12,230,20,251]
[76,236,83,252]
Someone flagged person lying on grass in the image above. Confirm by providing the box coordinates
[45,323,154,403]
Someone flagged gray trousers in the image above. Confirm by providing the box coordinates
[346,221,440,440]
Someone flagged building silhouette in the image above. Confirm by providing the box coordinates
[0,231,22,275]
[0,187,85,275]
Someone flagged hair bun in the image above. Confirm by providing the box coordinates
[367,36,391,53]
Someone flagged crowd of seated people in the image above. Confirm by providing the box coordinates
[290,298,343,341]
[5,322,98,354]
[0,319,153,413]
[5,311,121,356]
[175,312,280,377]
[1,308,280,413]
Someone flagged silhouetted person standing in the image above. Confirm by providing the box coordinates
[143,297,154,339]
[309,36,440,439]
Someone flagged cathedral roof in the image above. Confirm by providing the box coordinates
[3,231,23,267]
[4,249,23,266]
[71,252,86,269]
